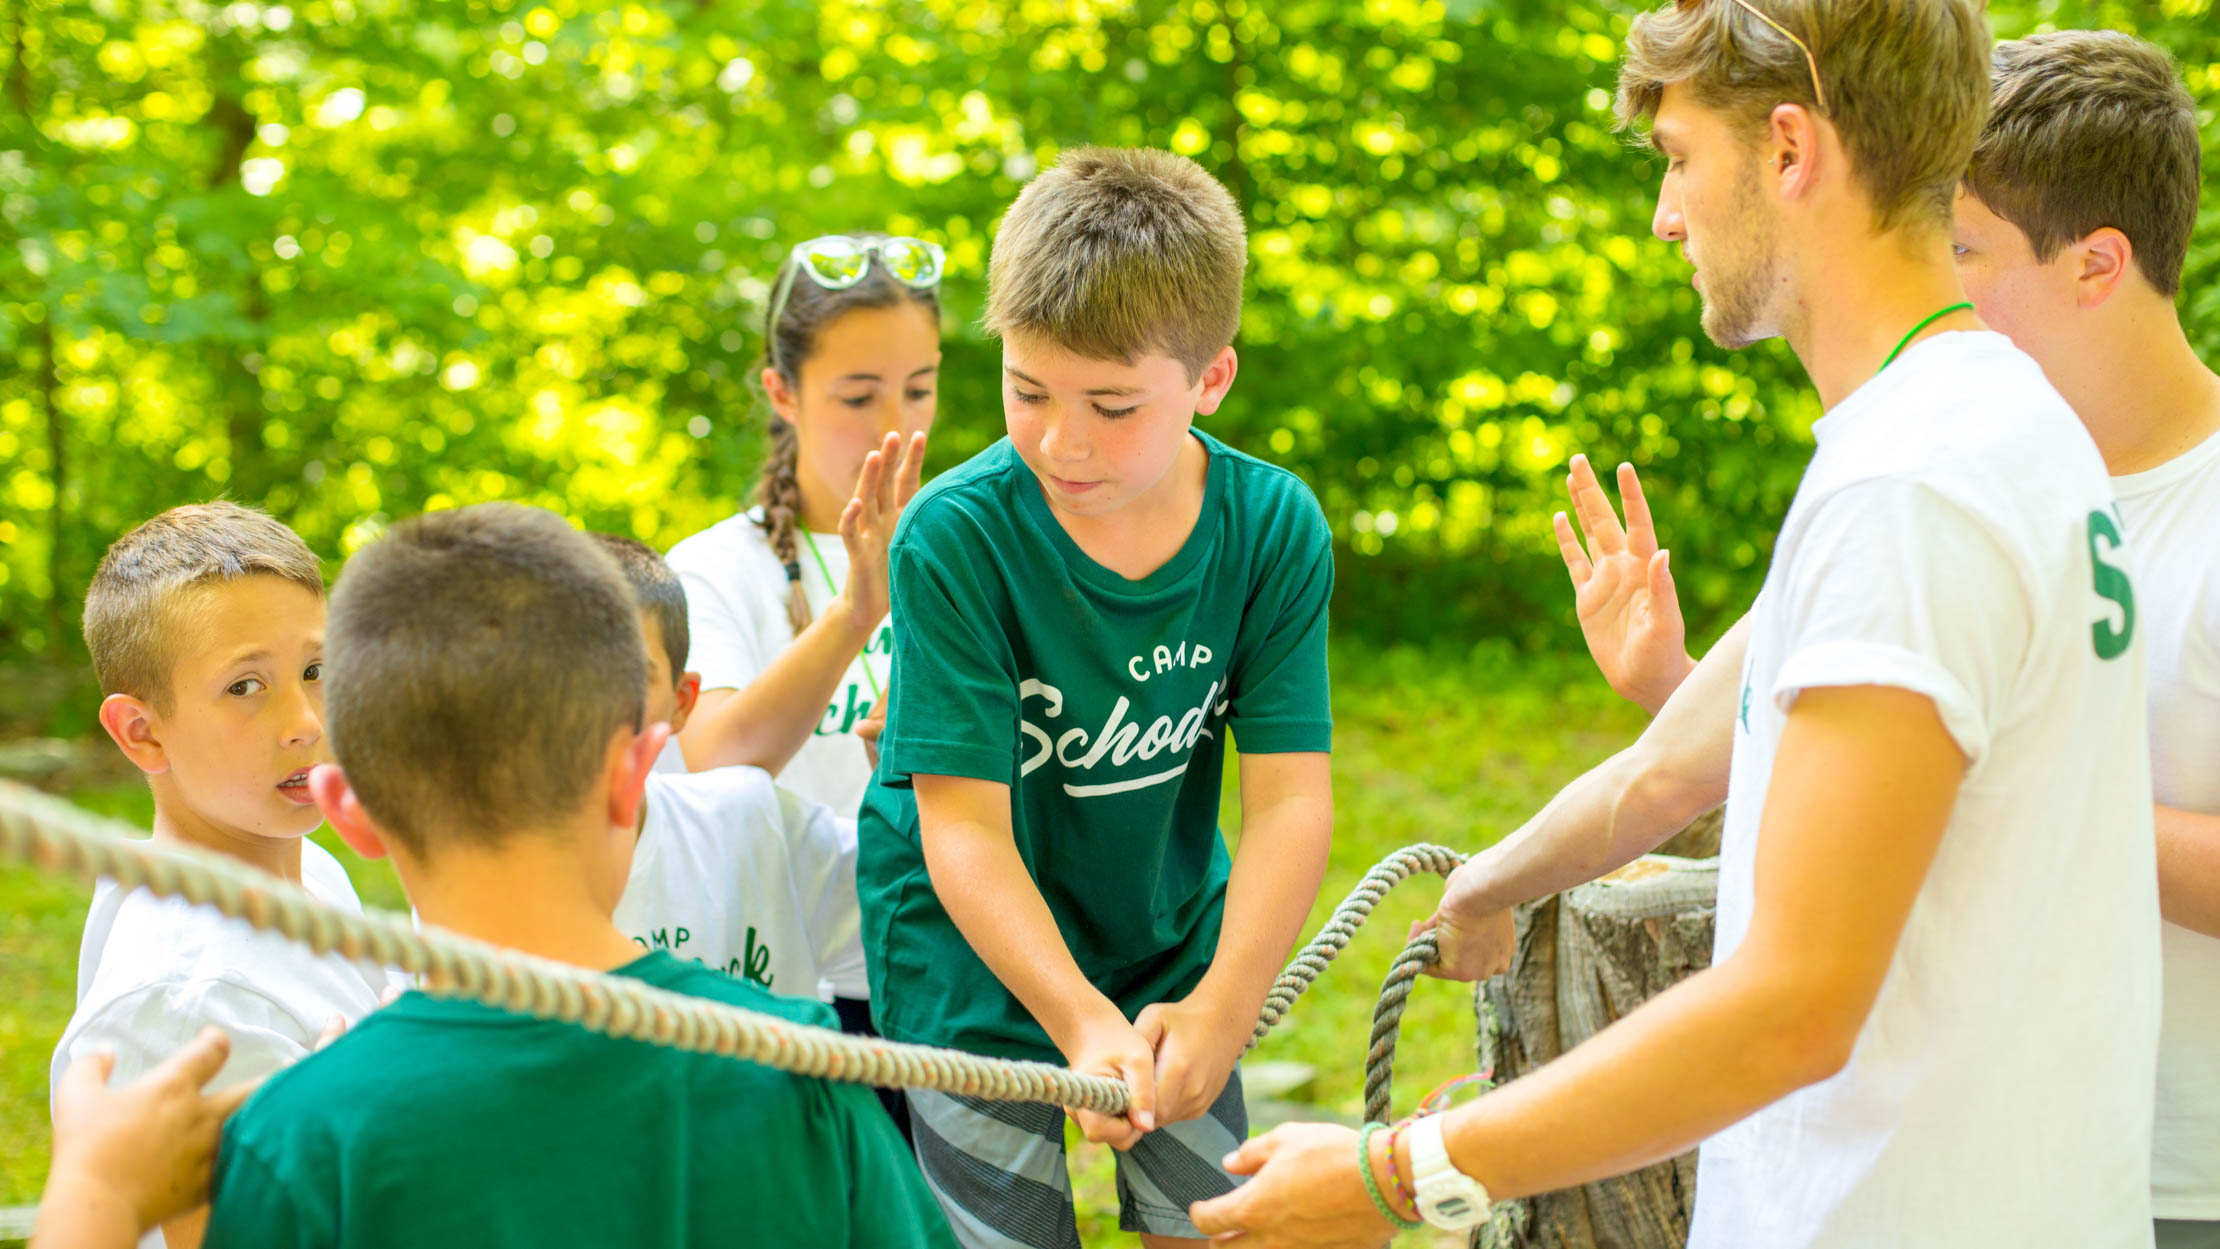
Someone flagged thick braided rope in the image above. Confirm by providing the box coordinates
[1363,930,1441,1123]
[1249,844,1464,1049]
[0,779,1462,1114]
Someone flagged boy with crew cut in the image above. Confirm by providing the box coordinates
[54,501,391,1249]
[1530,29,2220,1249]
[202,503,953,1249]
[858,146,1336,1248]
[1197,3,2161,1246]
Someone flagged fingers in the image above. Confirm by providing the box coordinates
[1566,453,1628,557]
[208,1076,263,1120]
[380,984,405,1008]
[1071,1106,1143,1151]
[895,431,928,506]
[313,1014,347,1053]
[1221,1127,1280,1177]
[155,1027,234,1092]
[1618,461,1659,558]
[851,449,886,516]
[1551,511,1592,587]
[55,1048,119,1108]
[1134,1004,1169,1051]
[1120,1052,1157,1134]
[875,432,902,515]
[1649,549,1678,607]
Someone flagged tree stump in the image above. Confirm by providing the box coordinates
[1472,809,1723,1249]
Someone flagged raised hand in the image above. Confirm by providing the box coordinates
[837,430,928,629]
[1554,454,1693,715]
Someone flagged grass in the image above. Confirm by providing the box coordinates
[0,642,1647,1244]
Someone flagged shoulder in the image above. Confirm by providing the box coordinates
[645,766,784,838]
[1205,433,1330,545]
[895,439,1025,549]
[651,955,841,1030]
[667,509,778,575]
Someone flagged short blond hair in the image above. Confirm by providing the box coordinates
[984,146,1247,380]
[1969,31,2201,298]
[1615,0,1991,233]
[82,502,325,710]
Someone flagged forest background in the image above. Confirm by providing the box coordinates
[4,0,2217,735]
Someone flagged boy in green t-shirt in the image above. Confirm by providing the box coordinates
[202,503,954,1249]
[858,147,1336,1247]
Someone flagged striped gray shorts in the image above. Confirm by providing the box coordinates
[906,1072,1248,1247]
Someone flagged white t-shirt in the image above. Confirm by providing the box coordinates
[52,838,392,1100]
[1692,333,2161,1249]
[2117,426,2220,1220]
[665,508,889,815]
[613,766,867,1000]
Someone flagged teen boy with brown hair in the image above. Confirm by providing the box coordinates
[1197,4,2160,1245]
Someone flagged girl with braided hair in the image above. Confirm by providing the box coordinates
[666,236,941,821]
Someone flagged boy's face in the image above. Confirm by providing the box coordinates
[1950,189,2084,367]
[1649,84,1786,350]
[134,576,330,841]
[637,615,697,737]
[1002,332,1236,522]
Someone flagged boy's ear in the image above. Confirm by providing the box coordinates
[670,672,702,735]
[310,764,390,861]
[607,722,668,831]
[97,693,168,776]
[2073,226,2133,310]
[1192,346,1240,417]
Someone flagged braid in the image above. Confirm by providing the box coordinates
[756,415,814,635]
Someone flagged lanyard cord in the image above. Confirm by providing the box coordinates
[1880,302,1973,372]
[801,531,884,702]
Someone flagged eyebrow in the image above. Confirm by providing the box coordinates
[218,647,274,670]
[1647,125,1681,157]
[1004,366,1144,397]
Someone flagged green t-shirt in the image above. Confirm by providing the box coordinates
[203,951,954,1249]
[859,431,1334,1061]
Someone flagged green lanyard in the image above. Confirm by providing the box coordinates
[801,532,884,702]
[1880,302,1973,372]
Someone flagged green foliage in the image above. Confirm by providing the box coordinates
[3,0,2219,693]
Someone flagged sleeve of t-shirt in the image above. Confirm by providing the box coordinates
[821,1081,962,1248]
[1226,482,1336,754]
[1768,478,2035,768]
[784,788,869,1000]
[57,979,315,1101]
[672,535,782,694]
[879,537,1021,786]
[204,1117,333,1249]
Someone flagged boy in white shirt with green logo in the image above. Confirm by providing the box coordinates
[859,147,1336,1248]
[1196,4,2160,1247]
[1512,29,2220,1249]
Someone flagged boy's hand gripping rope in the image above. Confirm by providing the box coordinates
[0,780,1465,1117]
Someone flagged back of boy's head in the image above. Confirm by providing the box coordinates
[588,532,690,677]
[83,501,324,712]
[325,503,646,857]
[1969,30,2200,298]
[983,146,1247,382]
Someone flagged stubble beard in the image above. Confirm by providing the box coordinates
[1697,155,1782,350]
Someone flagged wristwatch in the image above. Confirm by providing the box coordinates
[1405,1113,1492,1230]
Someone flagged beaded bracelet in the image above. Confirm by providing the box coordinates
[1357,1121,1423,1232]
[1385,1117,1421,1217]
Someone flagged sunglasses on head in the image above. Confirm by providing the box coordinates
[1678,0,1830,116]
[764,235,945,370]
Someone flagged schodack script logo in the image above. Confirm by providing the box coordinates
[1019,644,1230,798]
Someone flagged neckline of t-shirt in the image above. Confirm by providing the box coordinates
[1014,429,1228,597]
[1812,330,2009,442]
[2111,422,2220,500]
[383,950,677,1023]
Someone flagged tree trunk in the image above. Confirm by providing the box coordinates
[1473,811,1723,1249]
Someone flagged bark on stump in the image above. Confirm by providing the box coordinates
[1471,809,1723,1249]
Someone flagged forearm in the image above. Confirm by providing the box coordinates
[2157,803,2220,937]
[678,599,873,774]
[1420,953,1848,1200]
[1198,763,1333,1012]
[29,1177,143,1249]
[921,816,1121,1051]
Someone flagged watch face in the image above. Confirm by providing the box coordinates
[1421,1191,1488,1229]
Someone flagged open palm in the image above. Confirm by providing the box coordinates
[1554,455,1693,715]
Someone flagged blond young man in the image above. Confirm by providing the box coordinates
[1196,3,2160,1246]
[1541,30,2220,1249]
[202,503,952,1248]
[54,502,392,1249]
[857,147,1335,1248]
